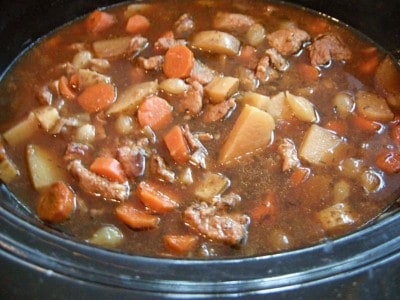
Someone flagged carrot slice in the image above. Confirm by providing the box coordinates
[296,63,319,82]
[375,151,400,174]
[163,125,190,164]
[290,167,311,186]
[351,114,381,133]
[77,83,116,113]
[126,14,150,34]
[250,191,277,223]
[137,96,173,130]
[37,182,76,224]
[163,234,199,254]
[324,120,347,136]
[90,157,127,183]
[116,203,160,229]
[85,10,116,33]
[163,45,194,79]
[59,76,77,100]
[137,181,179,213]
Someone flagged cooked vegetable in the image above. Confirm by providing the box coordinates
[289,167,310,186]
[126,14,150,34]
[90,157,127,183]
[37,181,76,223]
[163,125,190,164]
[333,180,351,203]
[0,143,20,183]
[137,96,173,130]
[246,23,265,47]
[137,181,179,213]
[77,69,111,88]
[263,92,292,120]
[205,76,239,103]
[59,76,77,100]
[361,169,382,193]
[116,203,160,229]
[351,114,381,133]
[296,63,319,82]
[3,113,40,146]
[93,36,146,58]
[33,106,60,132]
[375,151,400,174]
[114,115,135,135]
[163,234,199,254]
[285,91,318,123]
[355,91,394,122]
[72,50,93,69]
[77,83,116,113]
[194,172,230,201]
[332,92,355,119]
[87,225,124,247]
[191,30,240,56]
[27,144,67,191]
[240,91,270,110]
[106,81,158,115]
[219,105,275,164]
[85,10,116,33]
[299,124,344,166]
[374,55,400,109]
[316,203,356,232]
[159,78,189,94]
[74,124,96,144]
[163,45,194,79]
[250,192,277,223]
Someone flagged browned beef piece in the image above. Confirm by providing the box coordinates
[64,142,91,162]
[68,160,130,202]
[211,192,241,209]
[149,154,175,183]
[265,48,289,71]
[137,55,164,71]
[174,13,194,38]
[176,81,203,115]
[116,145,146,178]
[308,34,352,66]
[278,138,300,171]
[184,202,249,245]
[203,97,236,123]
[154,35,186,52]
[190,60,216,85]
[182,125,208,168]
[213,12,255,34]
[256,56,279,82]
[128,35,149,57]
[267,28,310,56]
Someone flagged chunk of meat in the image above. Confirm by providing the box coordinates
[176,81,203,115]
[190,60,217,85]
[182,124,208,168]
[36,85,53,105]
[64,142,91,162]
[265,48,289,71]
[213,12,255,34]
[154,32,186,52]
[256,56,279,82]
[68,160,130,201]
[137,55,164,71]
[308,34,352,66]
[116,145,146,178]
[149,154,175,183]
[128,35,149,57]
[203,97,236,122]
[174,13,194,38]
[211,192,241,209]
[278,138,301,171]
[184,202,249,245]
[267,28,310,56]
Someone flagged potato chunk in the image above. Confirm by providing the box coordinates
[356,91,394,122]
[205,76,239,103]
[285,91,318,123]
[194,172,230,201]
[191,30,240,56]
[299,124,343,166]
[219,105,275,164]
[3,113,40,146]
[263,92,292,121]
[240,91,270,110]
[316,203,356,232]
[34,106,60,132]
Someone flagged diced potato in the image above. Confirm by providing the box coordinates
[355,91,394,122]
[93,36,146,58]
[179,167,193,185]
[263,92,293,120]
[124,4,152,18]
[114,115,135,135]
[246,23,265,47]
[205,76,239,103]
[299,124,343,166]
[339,158,364,179]
[78,69,111,88]
[333,180,351,203]
[106,81,158,115]
[374,55,400,109]
[285,91,318,123]
[159,78,189,94]
[3,113,40,146]
[240,91,270,110]
[194,172,230,201]
[361,169,383,193]
[74,124,96,143]
[87,225,124,248]
[332,92,354,119]
[0,146,20,184]
[27,144,67,191]
[72,50,93,69]
[192,30,241,56]
[219,105,275,164]
[34,106,60,132]
[316,203,356,232]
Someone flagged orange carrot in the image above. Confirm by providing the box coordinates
[297,63,319,82]
[290,167,311,186]
[163,234,199,254]
[390,124,400,147]
[163,45,194,79]
[137,96,173,130]
[89,157,127,183]
[324,120,347,136]
[375,151,400,174]
[77,82,116,113]
[59,76,77,100]
[250,192,277,223]
[163,125,190,164]
[137,181,179,213]
[238,45,258,69]
[116,203,160,229]
[85,10,116,33]
[351,114,381,133]
[126,14,150,34]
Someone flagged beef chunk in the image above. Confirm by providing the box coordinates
[211,192,241,210]
[176,81,203,115]
[203,97,236,122]
[213,12,255,34]
[116,145,146,178]
[265,48,289,71]
[278,138,300,171]
[64,142,91,162]
[267,28,310,56]
[184,202,249,245]
[174,13,194,38]
[137,55,164,71]
[149,154,175,183]
[68,160,129,201]
[190,60,216,85]
[256,56,279,82]
[308,34,352,66]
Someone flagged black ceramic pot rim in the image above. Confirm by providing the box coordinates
[1,183,400,295]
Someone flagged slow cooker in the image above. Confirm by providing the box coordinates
[1,0,399,298]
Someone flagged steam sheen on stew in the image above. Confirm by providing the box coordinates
[0,0,399,258]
